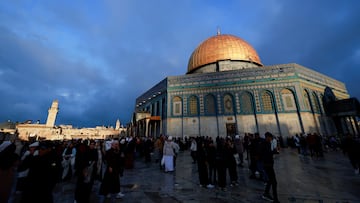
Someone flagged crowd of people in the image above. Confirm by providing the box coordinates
[0,131,359,203]
[178,133,280,202]
[289,132,360,175]
[0,137,138,203]
[292,133,324,157]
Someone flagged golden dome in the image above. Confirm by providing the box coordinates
[187,34,262,73]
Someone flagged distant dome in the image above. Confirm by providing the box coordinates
[187,34,262,73]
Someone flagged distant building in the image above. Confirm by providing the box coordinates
[0,120,17,141]
[13,100,126,140]
[130,33,358,140]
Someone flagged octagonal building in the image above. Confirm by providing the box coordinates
[131,33,354,139]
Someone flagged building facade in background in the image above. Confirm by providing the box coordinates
[1,100,126,141]
[131,33,357,140]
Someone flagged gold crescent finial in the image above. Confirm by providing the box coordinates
[217,26,221,35]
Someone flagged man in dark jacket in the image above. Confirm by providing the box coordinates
[74,140,98,203]
[261,132,280,203]
[21,141,59,203]
[342,134,360,175]
[99,140,125,199]
[0,141,19,203]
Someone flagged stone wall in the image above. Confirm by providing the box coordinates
[17,124,126,141]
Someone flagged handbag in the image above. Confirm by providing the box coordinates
[233,153,240,165]
[161,156,165,166]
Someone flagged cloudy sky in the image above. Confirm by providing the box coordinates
[0,0,359,127]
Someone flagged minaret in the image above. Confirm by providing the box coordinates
[115,119,120,130]
[46,100,59,127]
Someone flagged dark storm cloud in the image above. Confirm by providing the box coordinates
[0,1,359,127]
[255,1,360,99]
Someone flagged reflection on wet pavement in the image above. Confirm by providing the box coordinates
[12,148,360,203]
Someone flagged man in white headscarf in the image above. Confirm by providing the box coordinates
[17,141,39,192]
[162,136,177,172]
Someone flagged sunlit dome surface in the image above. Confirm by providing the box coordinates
[187,34,262,73]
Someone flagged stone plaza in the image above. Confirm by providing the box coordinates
[12,147,360,203]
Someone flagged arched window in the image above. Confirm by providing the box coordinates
[303,90,311,110]
[240,92,254,114]
[205,94,216,115]
[312,92,321,113]
[261,91,274,112]
[281,89,296,111]
[223,94,234,114]
[188,95,199,116]
[172,96,182,116]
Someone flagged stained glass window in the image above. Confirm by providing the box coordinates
[312,93,320,113]
[205,94,216,115]
[281,89,296,110]
[303,90,310,110]
[261,91,274,111]
[189,96,198,115]
[224,94,234,114]
[240,92,253,114]
[173,96,182,116]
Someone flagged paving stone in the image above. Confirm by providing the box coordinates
[10,148,360,203]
